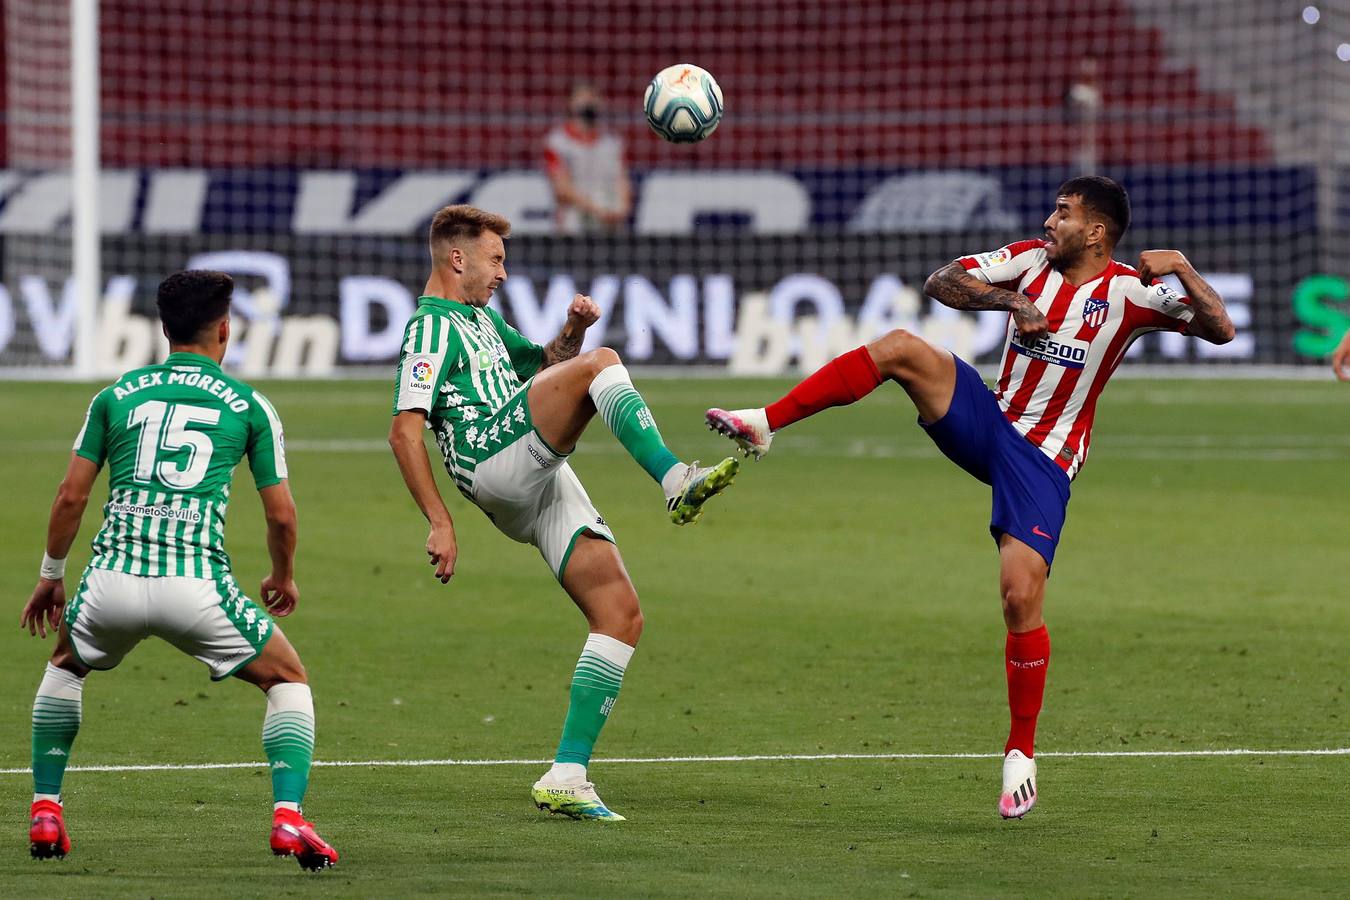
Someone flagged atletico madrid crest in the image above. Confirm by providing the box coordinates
[1081,297,1109,328]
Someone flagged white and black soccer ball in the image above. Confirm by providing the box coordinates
[643,64,723,144]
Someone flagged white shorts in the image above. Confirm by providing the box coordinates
[471,432,615,580]
[65,568,274,680]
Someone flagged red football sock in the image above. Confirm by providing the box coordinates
[1004,625,1050,757]
[764,345,884,431]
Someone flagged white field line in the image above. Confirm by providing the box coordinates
[1,747,1348,776]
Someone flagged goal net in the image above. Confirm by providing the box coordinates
[1,0,1346,377]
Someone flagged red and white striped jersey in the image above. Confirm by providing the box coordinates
[957,239,1194,480]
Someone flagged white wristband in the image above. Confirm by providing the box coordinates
[40,553,66,581]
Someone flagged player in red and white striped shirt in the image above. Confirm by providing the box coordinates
[707,176,1234,819]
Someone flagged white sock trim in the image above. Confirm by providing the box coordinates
[587,363,632,404]
[39,662,85,700]
[660,462,690,497]
[584,633,635,669]
[545,762,588,783]
[265,682,314,718]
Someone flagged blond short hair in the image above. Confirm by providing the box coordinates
[429,205,511,261]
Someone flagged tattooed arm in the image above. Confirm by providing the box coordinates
[541,293,601,368]
[924,262,1050,338]
[1137,250,1235,345]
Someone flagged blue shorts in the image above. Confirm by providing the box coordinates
[918,357,1071,568]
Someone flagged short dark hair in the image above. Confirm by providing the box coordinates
[1057,175,1131,244]
[156,270,233,344]
[429,205,511,260]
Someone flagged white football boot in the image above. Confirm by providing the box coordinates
[705,407,774,460]
[999,749,1038,819]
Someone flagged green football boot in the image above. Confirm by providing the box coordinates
[666,457,740,525]
[531,779,627,822]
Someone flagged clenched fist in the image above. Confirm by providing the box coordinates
[566,293,602,328]
[1137,250,1190,285]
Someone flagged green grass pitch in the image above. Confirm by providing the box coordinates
[1,376,1348,898]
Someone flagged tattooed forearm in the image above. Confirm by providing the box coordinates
[1174,265,1235,345]
[924,261,1049,337]
[542,327,584,368]
[923,262,1026,312]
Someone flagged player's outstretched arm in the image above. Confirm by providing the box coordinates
[21,454,99,638]
[258,482,300,617]
[1138,250,1235,345]
[388,411,458,583]
[924,262,1049,338]
[541,293,601,369]
[1330,328,1350,381]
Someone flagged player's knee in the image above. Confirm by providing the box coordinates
[582,346,623,375]
[868,329,917,379]
[280,660,308,685]
[255,658,308,692]
[1000,580,1041,629]
[597,598,643,646]
[614,604,644,646]
[48,647,88,677]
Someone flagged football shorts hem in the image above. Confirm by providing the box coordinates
[556,526,617,583]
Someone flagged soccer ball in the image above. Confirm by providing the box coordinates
[643,64,724,144]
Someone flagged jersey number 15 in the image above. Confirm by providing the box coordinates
[127,400,220,490]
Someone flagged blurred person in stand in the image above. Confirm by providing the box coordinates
[544,84,632,234]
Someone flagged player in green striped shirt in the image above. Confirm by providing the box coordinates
[389,205,739,821]
[19,271,338,870]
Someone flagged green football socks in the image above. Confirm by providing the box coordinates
[31,663,84,800]
[588,364,681,484]
[262,683,315,807]
[554,634,635,767]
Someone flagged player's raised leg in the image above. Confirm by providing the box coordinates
[27,631,88,860]
[997,535,1050,820]
[532,535,642,821]
[707,330,957,458]
[529,347,738,524]
[236,630,339,870]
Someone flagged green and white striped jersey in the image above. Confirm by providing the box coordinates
[391,295,545,494]
[72,351,288,579]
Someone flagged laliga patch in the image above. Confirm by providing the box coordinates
[973,247,1011,268]
[407,356,435,391]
